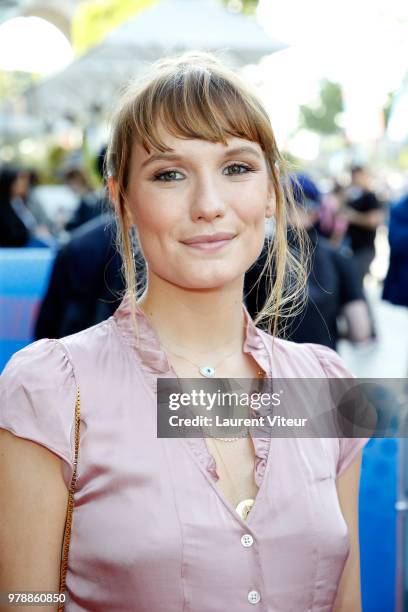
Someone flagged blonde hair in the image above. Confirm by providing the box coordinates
[106,51,308,338]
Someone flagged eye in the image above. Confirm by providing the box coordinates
[152,170,184,182]
[223,163,255,176]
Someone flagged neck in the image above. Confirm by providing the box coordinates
[137,272,247,357]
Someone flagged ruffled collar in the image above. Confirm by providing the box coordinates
[113,295,272,487]
[113,294,272,380]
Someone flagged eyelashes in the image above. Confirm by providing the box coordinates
[152,163,257,182]
[152,170,183,182]
[223,163,256,177]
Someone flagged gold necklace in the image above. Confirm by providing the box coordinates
[210,369,266,442]
[162,343,266,383]
[161,343,241,378]
[209,437,256,521]
[162,340,266,443]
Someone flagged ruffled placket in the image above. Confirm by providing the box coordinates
[113,297,273,487]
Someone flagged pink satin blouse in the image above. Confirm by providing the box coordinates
[0,297,369,611]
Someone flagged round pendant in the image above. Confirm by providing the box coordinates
[236,498,255,521]
[200,366,215,378]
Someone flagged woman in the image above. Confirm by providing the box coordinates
[0,166,30,247]
[0,53,369,611]
[0,165,52,248]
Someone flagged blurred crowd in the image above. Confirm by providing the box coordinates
[1,150,407,351]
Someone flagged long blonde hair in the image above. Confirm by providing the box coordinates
[106,51,308,338]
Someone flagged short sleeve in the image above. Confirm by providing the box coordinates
[0,339,77,486]
[305,343,371,479]
[365,192,382,211]
[349,192,382,212]
[336,437,368,479]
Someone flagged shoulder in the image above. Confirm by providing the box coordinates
[259,331,354,378]
[314,237,351,271]
[68,213,115,246]
[1,317,120,400]
[0,338,78,483]
[258,334,371,476]
[1,337,75,391]
[62,215,115,266]
[65,313,122,346]
[363,191,382,209]
[302,342,354,377]
[313,233,336,254]
[391,196,408,220]
[46,318,127,382]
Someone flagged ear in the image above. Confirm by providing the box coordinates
[108,177,134,230]
[108,177,119,210]
[265,181,276,219]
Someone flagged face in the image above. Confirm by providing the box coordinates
[123,131,275,290]
[352,169,370,190]
[12,172,29,198]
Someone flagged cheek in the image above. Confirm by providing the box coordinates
[234,177,268,208]
[128,187,177,237]
[128,193,183,269]
[234,182,269,223]
[235,185,269,261]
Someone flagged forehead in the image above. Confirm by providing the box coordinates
[132,130,264,163]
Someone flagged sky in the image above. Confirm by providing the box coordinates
[255,0,408,144]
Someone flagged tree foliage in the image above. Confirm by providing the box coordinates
[222,0,259,15]
[0,71,36,104]
[383,90,396,128]
[299,79,344,135]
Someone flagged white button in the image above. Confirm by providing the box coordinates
[248,590,261,604]
[241,534,254,547]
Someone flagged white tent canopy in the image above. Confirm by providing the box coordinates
[24,0,285,121]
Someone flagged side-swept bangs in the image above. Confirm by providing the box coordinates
[136,65,277,159]
[108,53,280,190]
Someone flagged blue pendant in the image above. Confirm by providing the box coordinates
[200,366,215,377]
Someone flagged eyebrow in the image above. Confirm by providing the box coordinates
[140,145,263,169]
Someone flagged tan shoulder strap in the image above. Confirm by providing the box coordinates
[58,386,81,611]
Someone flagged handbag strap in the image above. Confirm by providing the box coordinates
[58,386,81,611]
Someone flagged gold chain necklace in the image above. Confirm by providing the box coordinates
[209,437,256,521]
[161,343,241,378]
[163,347,266,442]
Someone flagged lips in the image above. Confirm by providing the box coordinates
[180,233,237,252]
[181,232,236,245]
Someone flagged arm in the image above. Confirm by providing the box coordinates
[341,299,371,343]
[333,450,364,612]
[0,430,69,612]
[345,208,384,229]
[333,250,372,342]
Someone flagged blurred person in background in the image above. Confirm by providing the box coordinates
[345,165,384,287]
[26,168,51,229]
[34,213,126,339]
[245,174,372,349]
[382,192,408,308]
[0,166,52,247]
[64,148,108,232]
[63,167,91,199]
[318,181,348,246]
[34,147,135,338]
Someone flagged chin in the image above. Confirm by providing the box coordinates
[172,265,246,290]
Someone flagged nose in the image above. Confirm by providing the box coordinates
[190,175,227,222]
